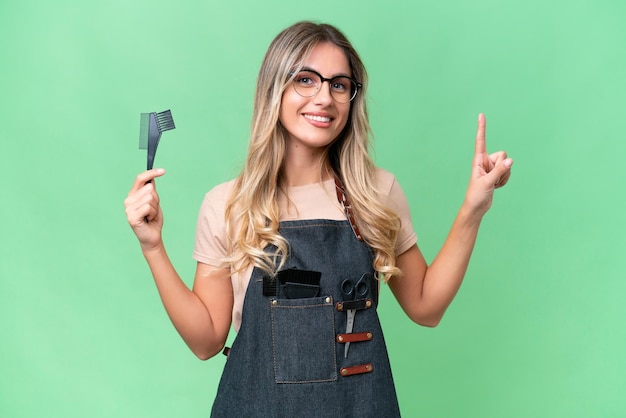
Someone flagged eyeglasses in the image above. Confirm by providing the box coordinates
[290,69,362,103]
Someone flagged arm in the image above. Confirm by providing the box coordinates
[388,114,513,327]
[125,169,233,360]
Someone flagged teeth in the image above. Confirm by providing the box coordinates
[304,114,331,123]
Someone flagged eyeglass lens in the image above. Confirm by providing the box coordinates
[292,71,357,103]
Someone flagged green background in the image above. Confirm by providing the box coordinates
[2,0,625,416]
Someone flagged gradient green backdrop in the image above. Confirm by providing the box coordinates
[2,0,625,417]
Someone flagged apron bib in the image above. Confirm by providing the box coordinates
[211,219,401,417]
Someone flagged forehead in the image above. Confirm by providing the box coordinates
[302,42,351,76]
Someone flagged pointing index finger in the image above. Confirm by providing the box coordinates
[475,113,487,156]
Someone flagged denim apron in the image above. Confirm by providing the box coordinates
[211,219,401,417]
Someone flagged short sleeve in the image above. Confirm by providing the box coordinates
[192,180,235,266]
[376,169,417,255]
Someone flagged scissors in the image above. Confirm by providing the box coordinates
[340,273,370,358]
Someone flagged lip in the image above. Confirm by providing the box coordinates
[302,112,334,127]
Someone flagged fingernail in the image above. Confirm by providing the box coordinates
[504,159,513,168]
[156,168,165,174]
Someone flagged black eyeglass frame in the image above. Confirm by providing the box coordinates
[289,69,363,103]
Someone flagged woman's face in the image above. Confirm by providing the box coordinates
[279,42,352,157]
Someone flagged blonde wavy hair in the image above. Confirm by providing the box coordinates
[224,21,401,281]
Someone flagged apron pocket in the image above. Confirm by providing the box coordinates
[270,296,337,383]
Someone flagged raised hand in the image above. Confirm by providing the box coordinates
[124,168,167,251]
[464,114,513,216]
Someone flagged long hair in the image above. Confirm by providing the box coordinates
[224,21,402,281]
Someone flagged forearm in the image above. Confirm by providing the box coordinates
[143,244,227,359]
[420,204,483,318]
[393,203,484,327]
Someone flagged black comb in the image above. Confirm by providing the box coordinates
[138,109,176,170]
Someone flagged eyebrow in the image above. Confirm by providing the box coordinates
[301,66,352,79]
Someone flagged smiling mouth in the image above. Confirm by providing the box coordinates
[304,114,332,123]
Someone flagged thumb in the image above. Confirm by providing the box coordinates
[489,158,513,186]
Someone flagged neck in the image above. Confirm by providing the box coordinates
[281,154,332,187]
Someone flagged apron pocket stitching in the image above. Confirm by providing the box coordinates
[270,296,337,384]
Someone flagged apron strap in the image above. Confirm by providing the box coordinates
[334,176,363,241]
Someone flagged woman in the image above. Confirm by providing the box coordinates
[125,21,512,417]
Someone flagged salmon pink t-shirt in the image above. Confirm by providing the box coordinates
[193,168,417,331]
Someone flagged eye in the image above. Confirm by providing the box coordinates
[331,77,351,92]
[296,76,313,85]
[294,71,319,87]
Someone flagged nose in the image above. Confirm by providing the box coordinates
[313,80,334,105]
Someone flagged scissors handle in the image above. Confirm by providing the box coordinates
[341,275,369,298]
